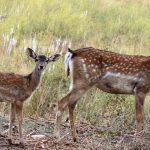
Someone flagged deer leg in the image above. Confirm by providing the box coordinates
[54,87,88,140]
[135,91,146,135]
[68,102,77,142]
[8,103,16,143]
[16,102,24,145]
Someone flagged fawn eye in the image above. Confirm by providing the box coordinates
[35,58,38,62]
[46,59,49,63]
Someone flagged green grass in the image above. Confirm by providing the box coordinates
[0,0,150,132]
[0,0,150,51]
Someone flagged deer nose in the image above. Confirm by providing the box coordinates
[39,66,44,70]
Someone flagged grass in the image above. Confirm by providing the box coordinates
[0,0,150,136]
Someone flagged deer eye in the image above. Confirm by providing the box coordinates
[46,58,49,63]
[35,58,38,62]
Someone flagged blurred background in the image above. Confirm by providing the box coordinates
[0,0,150,135]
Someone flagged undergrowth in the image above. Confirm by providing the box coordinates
[0,0,150,132]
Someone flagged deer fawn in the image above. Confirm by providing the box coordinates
[54,47,149,141]
[0,48,60,146]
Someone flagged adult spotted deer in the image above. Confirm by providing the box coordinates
[0,48,60,146]
[54,47,149,141]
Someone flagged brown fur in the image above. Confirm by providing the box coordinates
[55,47,149,141]
[0,48,60,145]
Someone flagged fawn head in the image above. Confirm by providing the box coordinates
[27,48,61,72]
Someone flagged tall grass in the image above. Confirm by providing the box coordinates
[0,0,150,131]
[1,0,150,51]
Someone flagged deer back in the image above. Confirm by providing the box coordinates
[65,47,150,94]
[0,72,30,102]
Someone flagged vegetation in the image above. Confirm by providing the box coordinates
[0,0,150,144]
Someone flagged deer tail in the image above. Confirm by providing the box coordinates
[65,48,75,76]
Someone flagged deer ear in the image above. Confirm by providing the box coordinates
[47,54,61,62]
[68,48,73,53]
[26,48,37,60]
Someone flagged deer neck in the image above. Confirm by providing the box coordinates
[27,68,43,91]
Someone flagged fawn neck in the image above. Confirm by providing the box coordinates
[27,66,43,91]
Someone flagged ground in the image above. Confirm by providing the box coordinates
[0,116,150,150]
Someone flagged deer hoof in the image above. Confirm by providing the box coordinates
[73,137,77,142]
[19,142,25,148]
[7,138,13,145]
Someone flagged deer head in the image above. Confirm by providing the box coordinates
[27,48,60,72]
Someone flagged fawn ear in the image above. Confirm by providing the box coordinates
[47,54,61,62]
[26,48,37,60]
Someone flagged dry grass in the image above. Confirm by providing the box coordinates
[0,0,150,149]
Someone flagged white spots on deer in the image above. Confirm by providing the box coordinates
[94,77,97,80]
[102,62,108,67]
[95,65,99,69]
[91,64,94,67]
[82,59,100,81]
[92,69,96,72]
[85,73,90,79]
[82,63,90,79]
[97,60,101,64]
[81,59,85,63]
[83,63,87,73]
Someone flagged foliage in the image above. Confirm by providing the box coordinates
[0,0,150,132]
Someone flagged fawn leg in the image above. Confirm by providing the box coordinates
[16,102,24,145]
[8,103,16,143]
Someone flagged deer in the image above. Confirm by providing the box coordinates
[54,47,150,142]
[0,48,60,146]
